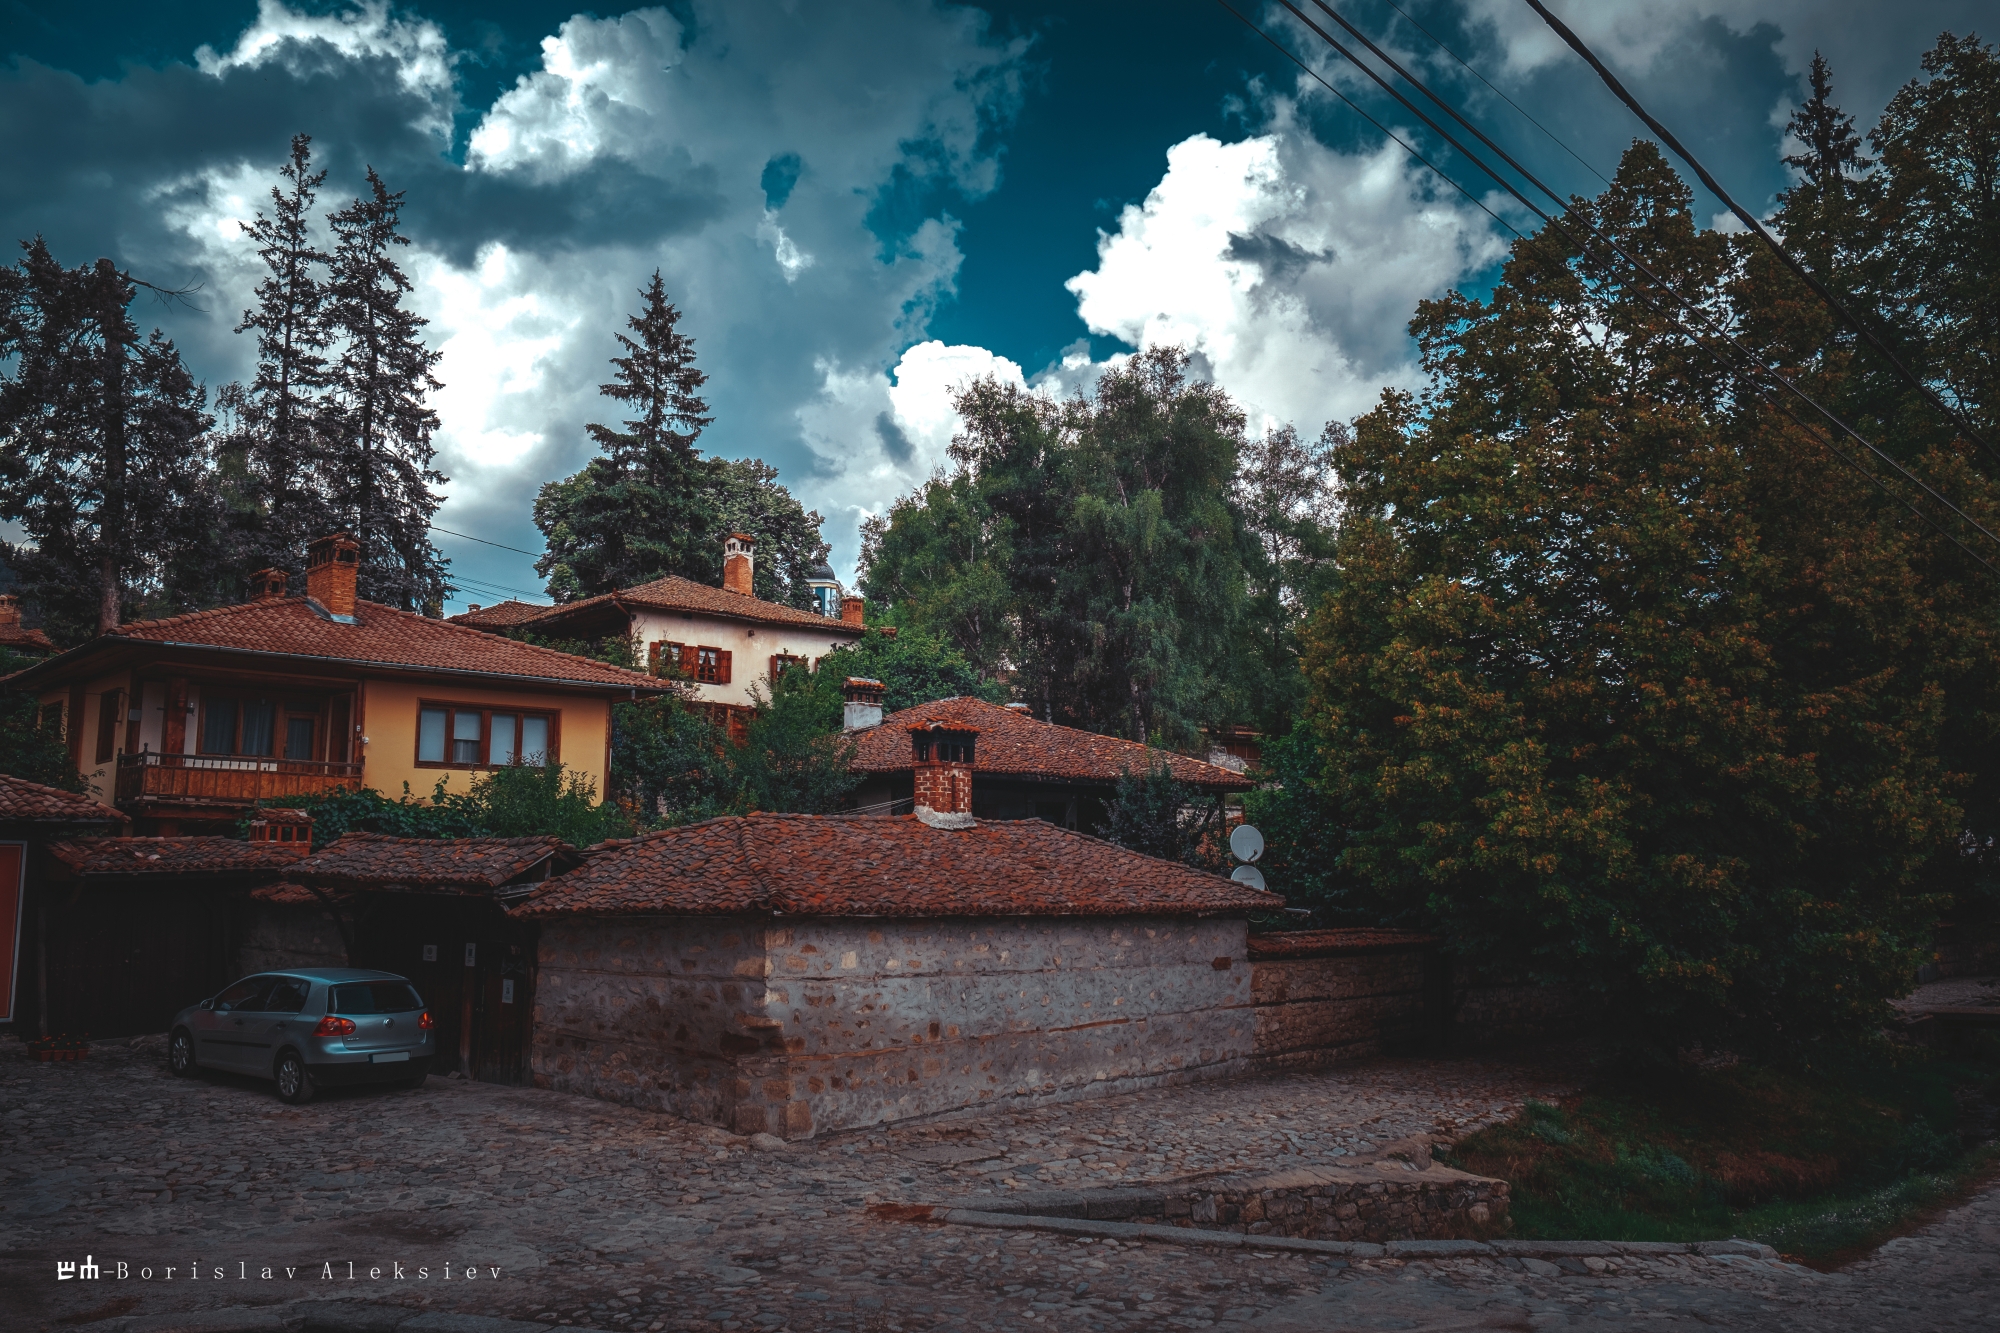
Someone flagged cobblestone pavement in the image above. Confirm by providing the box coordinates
[1,1035,1991,1332]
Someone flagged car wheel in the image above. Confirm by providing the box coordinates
[275,1050,315,1104]
[168,1029,198,1077]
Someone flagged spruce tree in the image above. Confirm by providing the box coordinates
[235,133,332,566]
[0,239,217,644]
[536,274,715,599]
[325,166,448,611]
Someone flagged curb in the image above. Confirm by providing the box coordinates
[909,1206,1779,1262]
[72,1301,552,1333]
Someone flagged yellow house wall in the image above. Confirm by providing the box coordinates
[359,679,613,801]
[39,670,129,809]
[630,609,861,708]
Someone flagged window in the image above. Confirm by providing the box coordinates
[95,690,123,765]
[284,716,315,761]
[649,642,730,684]
[263,978,311,1014]
[769,653,807,682]
[213,976,274,1014]
[330,981,424,1014]
[416,703,557,769]
[198,696,296,758]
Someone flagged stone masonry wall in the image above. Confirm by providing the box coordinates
[740,915,1255,1138]
[531,913,1256,1140]
[1250,949,1430,1070]
[531,916,776,1128]
[237,901,348,975]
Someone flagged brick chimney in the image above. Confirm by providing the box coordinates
[843,677,885,731]
[911,723,977,828]
[840,594,865,628]
[723,532,756,596]
[248,568,289,602]
[0,595,19,628]
[305,533,360,620]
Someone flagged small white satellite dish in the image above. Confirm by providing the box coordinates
[1230,864,1267,892]
[1229,823,1265,864]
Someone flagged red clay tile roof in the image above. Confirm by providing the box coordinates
[48,836,305,876]
[12,595,666,694]
[0,774,127,825]
[0,625,55,652]
[447,600,553,628]
[531,574,866,634]
[250,881,332,905]
[1246,930,1441,960]
[290,832,577,891]
[848,697,1252,790]
[510,813,1282,920]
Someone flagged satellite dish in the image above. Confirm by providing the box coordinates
[1229,823,1265,864]
[1230,864,1267,892]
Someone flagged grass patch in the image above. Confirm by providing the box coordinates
[1443,1035,2000,1266]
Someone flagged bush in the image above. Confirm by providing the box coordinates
[245,761,633,846]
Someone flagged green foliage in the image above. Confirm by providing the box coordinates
[1446,1045,2000,1264]
[1097,759,1228,872]
[863,347,1323,744]
[0,649,83,791]
[245,761,632,846]
[816,624,1007,713]
[1301,132,1993,1056]
[733,665,860,816]
[1238,720,1350,915]
[610,686,736,826]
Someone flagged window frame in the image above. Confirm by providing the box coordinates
[413,699,561,771]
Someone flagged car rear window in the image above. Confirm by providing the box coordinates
[329,982,424,1015]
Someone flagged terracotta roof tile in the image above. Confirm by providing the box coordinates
[510,813,1282,920]
[535,575,865,633]
[82,596,665,692]
[848,697,1252,790]
[48,836,305,876]
[0,774,126,825]
[290,831,577,892]
[1246,930,1441,960]
[446,600,553,628]
[249,881,333,905]
[0,625,55,652]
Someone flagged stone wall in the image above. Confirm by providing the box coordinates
[237,900,347,975]
[1247,932,1583,1068]
[531,913,1256,1139]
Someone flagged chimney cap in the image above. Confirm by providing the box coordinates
[726,531,757,546]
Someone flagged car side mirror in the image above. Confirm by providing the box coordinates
[200,998,215,1011]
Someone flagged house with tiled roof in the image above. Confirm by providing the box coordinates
[0,595,55,656]
[840,693,1252,828]
[9,534,668,834]
[447,599,552,629]
[511,731,1281,1139]
[452,534,866,729]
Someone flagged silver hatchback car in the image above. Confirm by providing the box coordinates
[167,968,436,1103]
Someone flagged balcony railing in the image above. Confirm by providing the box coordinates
[115,751,363,808]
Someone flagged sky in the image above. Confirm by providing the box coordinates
[0,0,1988,613]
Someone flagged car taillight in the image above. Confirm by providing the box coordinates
[418,1010,434,1030]
[313,1016,356,1037]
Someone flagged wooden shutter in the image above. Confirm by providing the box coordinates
[95,690,122,764]
[678,644,698,677]
[648,641,662,674]
[769,655,781,683]
[717,650,732,685]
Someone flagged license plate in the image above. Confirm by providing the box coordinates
[371,1051,410,1064]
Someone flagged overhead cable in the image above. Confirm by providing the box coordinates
[1520,0,2000,470]
[1218,0,2000,570]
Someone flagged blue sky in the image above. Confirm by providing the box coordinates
[1,1,1987,611]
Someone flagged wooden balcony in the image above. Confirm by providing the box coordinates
[115,751,364,809]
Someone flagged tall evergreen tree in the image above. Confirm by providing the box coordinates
[0,240,216,645]
[536,273,715,600]
[235,133,332,566]
[325,166,449,611]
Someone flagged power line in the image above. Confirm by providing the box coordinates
[1227,0,2000,571]
[429,524,545,559]
[1375,0,1609,186]
[1519,0,2000,471]
[1287,0,2000,556]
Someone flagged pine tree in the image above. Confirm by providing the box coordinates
[536,274,717,599]
[0,239,217,645]
[325,166,449,611]
[235,133,332,566]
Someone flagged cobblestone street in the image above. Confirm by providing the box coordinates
[2,1036,1992,1332]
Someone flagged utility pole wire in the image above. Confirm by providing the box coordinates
[1224,0,2000,570]
[1520,0,2000,471]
